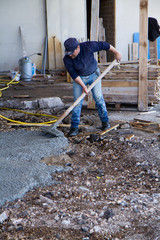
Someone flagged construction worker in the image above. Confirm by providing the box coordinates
[63,38,122,136]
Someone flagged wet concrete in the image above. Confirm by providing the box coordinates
[0,129,69,207]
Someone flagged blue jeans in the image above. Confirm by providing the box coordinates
[71,68,109,129]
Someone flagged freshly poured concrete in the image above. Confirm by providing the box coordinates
[0,129,69,207]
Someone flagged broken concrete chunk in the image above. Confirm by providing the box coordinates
[38,97,64,109]
[0,211,9,223]
[0,97,64,109]
[40,195,54,205]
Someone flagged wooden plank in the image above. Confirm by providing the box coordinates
[132,42,139,60]
[19,26,27,57]
[90,0,99,43]
[138,0,148,111]
[103,94,138,103]
[7,123,89,128]
[149,40,157,60]
[99,18,106,63]
[103,87,138,95]
[48,36,55,69]
[102,80,139,88]
[100,124,120,136]
[128,44,132,61]
[104,94,158,104]
[88,0,100,109]
[54,36,63,69]
[125,134,135,141]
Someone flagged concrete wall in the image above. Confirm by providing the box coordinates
[115,0,160,61]
[0,0,46,71]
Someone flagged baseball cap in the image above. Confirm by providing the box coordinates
[64,38,79,55]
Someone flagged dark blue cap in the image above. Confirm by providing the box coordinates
[64,38,79,55]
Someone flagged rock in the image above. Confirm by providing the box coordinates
[133,207,140,213]
[92,225,101,233]
[0,211,9,223]
[43,192,53,199]
[40,195,54,205]
[0,99,38,109]
[82,214,88,219]
[79,186,90,192]
[11,218,23,226]
[90,210,96,216]
[38,97,64,109]
[89,151,96,156]
[55,215,60,222]
[117,200,128,207]
[0,97,64,109]
[61,219,71,226]
[99,210,105,217]
[104,209,114,220]
[81,226,90,232]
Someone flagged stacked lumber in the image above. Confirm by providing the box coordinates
[99,63,160,105]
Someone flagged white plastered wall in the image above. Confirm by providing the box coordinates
[0,0,87,71]
[0,0,46,71]
[115,0,160,61]
[46,0,87,68]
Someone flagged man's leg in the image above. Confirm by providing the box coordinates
[69,81,83,136]
[90,70,110,129]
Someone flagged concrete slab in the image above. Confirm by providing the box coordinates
[0,129,69,207]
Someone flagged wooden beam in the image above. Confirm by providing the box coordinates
[48,36,55,69]
[88,0,100,109]
[99,18,107,63]
[138,0,148,111]
[149,40,157,60]
[90,0,99,43]
[132,43,139,61]
[19,26,27,57]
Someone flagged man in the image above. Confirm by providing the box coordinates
[63,38,122,136]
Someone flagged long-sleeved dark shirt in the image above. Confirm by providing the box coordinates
[63,41,110,80]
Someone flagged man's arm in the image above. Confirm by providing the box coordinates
[109,45,122,62]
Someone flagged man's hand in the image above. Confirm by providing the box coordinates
[82,85,89,95]
[115,51,122,62]
[74,76,89,95]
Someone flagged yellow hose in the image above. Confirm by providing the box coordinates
[0,114,57,125]
[0,107,59,125]
[0,72,19,97]
[0,107,58,118]
[0,74,59,124]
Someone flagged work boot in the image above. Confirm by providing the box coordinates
[101,122,110,131]
[68,128,79,137]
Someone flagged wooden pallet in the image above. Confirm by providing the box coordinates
[99,63,160,105]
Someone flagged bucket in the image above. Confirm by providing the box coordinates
[19,57,32,81]
[32,63,36,76]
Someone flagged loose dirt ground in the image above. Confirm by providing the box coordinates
[0,75,160,239]
[0,106,160,240]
